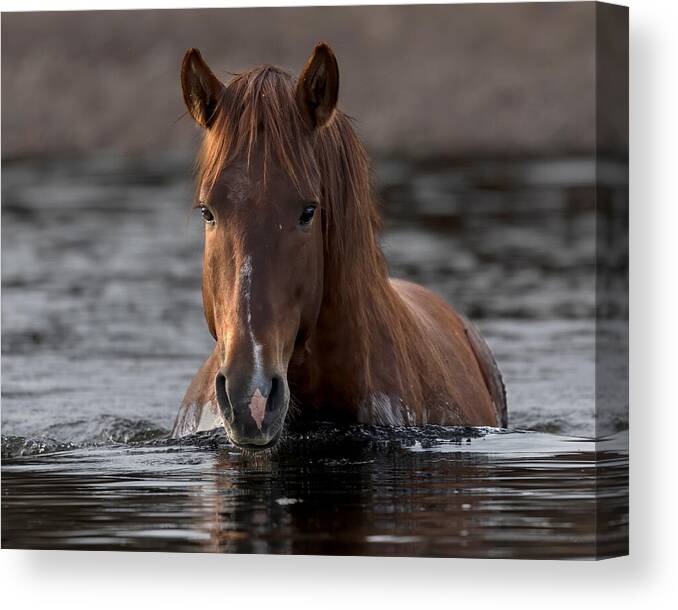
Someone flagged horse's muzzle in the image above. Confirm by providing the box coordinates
[215,371,288,450]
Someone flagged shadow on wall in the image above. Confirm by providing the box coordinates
[1,3,626,159]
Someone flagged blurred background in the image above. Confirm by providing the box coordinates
[2,3,628,449]
[1,3,627,158]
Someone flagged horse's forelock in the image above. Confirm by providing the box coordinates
[196,66,319,202]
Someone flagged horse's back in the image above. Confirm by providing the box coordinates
[391,278,507,427]
[458,310,508,427]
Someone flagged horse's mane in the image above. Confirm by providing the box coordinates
[196,65,429,405]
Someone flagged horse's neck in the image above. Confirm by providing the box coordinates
[320,260,395,342]
[302,240,414,411]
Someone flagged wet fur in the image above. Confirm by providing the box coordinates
[173,45,507,439]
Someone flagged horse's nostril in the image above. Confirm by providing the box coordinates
[215,373,232,422]
[268,376,281,409]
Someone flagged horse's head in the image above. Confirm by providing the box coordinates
[180,44,339,450]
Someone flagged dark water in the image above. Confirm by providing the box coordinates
[2,427,628,558]
[1,154,628,558]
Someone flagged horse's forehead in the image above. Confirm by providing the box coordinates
[202,161,293,207]
[222,163,255,206]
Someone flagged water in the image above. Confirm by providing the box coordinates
[2,428,627,558]
[1,153,628,558]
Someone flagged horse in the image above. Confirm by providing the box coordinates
[171,43,507,449]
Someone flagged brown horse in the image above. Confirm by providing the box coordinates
[172,43,507,449]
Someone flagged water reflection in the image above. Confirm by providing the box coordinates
[2,431,628,559]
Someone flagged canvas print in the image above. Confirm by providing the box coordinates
[1,2,628,559]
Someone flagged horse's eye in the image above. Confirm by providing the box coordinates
[299,204,317,226]
[200,205,215,225]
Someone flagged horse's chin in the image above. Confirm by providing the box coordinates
[226,426,284,453]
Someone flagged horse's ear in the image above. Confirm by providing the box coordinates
[296,43,339,130]
[181,48,224,128]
